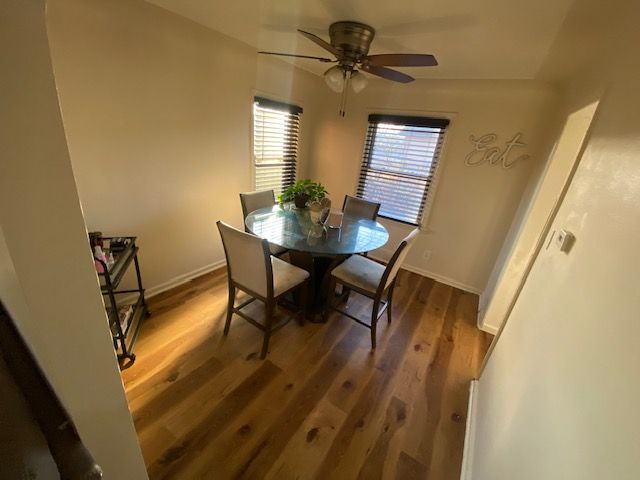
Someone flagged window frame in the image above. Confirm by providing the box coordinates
[250,94,303,197]
[355,110,453,228]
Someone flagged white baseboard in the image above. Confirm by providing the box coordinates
[478,320,499,335]
[144,259,226,299]
[476,299,500,334]
[397,263,482,295]
[117,260,227,304]
[129,256,483,304]
[460,379,478,480]
[368,252,482,295]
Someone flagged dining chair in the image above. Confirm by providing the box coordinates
[342,195,381,258]
[217,221,309,359]
[326,228,419,349]
[342,195,381,221]
[239,190,288,257]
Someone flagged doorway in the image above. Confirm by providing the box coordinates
[479,99,601,333]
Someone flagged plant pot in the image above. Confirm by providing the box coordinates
[294,193,309,209]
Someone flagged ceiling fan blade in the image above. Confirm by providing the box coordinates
[258,51,334,63]
[361,64,415,83]
[297,29,345,59]
[366,54,438,67]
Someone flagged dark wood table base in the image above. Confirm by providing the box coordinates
[288,251,347,323]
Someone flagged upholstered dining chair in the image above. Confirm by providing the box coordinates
[217,221,309,359]
[342,195,381,221]
[239,190,288,257]
[326,228,419,349]
[342,195,381,258]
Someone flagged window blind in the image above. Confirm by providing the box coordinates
[356,114,449,226]
[252,97,302,196]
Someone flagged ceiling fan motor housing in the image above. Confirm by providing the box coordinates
[329,21,376,61]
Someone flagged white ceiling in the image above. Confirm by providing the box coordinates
[144,0,576,80]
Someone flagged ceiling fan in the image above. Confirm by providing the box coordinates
[258,21,438,116]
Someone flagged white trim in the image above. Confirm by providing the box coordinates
[368,250,481,294]
[395,262,482,295]
[477,296,499,333]
[478,318,499,335]
[137,255,483,305]
[460,379,478,480]
[119,260,227,305]
[144,260,226,299]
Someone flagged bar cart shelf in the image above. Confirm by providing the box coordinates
[95,237,149,365]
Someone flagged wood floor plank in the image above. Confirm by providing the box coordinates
[396,451,428,479]
[427,290,490,479]
[232,323,366,479]
[313,275,428,479]
[356,396,407,480]
[416,288,463,477]
[132,354,224,432]
[391,282,453,465]
[148,360,281,479]
[163,317,360,478]
[264,399,347,480]
[122,268,492,480]
[324,273,419,415]
[126,336,224,403]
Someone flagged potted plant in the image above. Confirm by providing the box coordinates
[279,179,328,209]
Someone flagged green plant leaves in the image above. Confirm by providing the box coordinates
[278,179,329,203]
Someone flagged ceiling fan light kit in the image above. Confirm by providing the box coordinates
[324,65,345,93]
[350,70,368,93]
[259,21,438,116]
[323,67,368,93]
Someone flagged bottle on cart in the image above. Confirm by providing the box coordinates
[94,245,108,273]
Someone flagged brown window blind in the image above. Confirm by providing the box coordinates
[356,114,449,225]
[252,97,302,196]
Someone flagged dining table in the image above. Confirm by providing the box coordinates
[245,204,389,320]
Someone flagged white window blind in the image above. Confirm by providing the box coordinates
[252,97,302,196]
[357,114,449,225]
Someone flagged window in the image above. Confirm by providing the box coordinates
[356,114,449,225]
[252,96,302,196]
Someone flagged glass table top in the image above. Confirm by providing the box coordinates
[245,205,389,255]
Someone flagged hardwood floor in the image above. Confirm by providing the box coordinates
[122,267,492,479]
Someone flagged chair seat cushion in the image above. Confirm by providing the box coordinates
[331,254,385,294]
[272,257,309,297]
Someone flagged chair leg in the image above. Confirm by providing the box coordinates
[387,284,395,324]
[298,281,308,326]
[370,298,381,350]
[224,285,235,336]
[261,301,275,359]
[342,287,351,306]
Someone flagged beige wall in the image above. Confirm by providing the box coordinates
[468,0,640,477]
[310,80,558,292]
[47,0,324,294]
[48,0,560,297]
[0,0,146,477]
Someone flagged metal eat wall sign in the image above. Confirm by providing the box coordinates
[465,132,530,169]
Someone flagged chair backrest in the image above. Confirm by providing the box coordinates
[217,221,273,298]
[240,190,276,231]
[342,195,380,221]
[379,228,420,292]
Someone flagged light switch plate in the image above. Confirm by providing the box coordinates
[556,229,575,253]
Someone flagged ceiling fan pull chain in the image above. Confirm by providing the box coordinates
[339,71,351,117]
